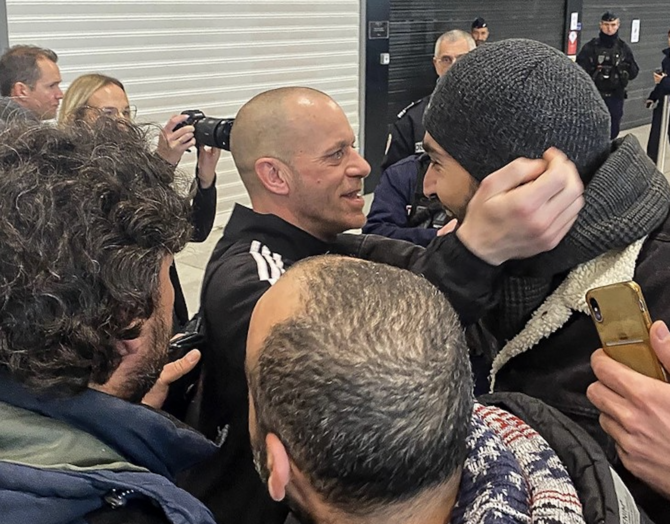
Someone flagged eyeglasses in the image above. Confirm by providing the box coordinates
[84,105,137,120]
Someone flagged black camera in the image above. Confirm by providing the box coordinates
[174,110,234,151]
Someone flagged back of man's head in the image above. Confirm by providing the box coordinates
[0,45,58,97]
[423,39,611,182]
[0,121,192,395]
[248,256,473,518]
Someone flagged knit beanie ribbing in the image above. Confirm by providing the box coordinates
[423,39,611,182]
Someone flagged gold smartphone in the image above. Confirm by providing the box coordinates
[586,281,668,381]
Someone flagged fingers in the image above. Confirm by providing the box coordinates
[437,219,458,236]
[164,113,189,131]
[590,348,644,399]
[650,321,670,370]
[477,157,548,198]
[160,349,201,385]
[517,150,583,213]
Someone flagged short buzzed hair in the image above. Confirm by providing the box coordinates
[0,45,58,96]
[230,86,331,194]
[248,256,473,514]
[434,30,476,56]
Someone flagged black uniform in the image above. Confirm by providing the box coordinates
[646,47,670,163]
[180,204,331,524]
[381,96,429,170]
[577,32,639,139]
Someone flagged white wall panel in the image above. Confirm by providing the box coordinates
[6,0,361,226]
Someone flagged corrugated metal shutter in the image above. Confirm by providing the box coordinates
[6,0,361,226]
[388,0,565,120]
[581,1,667,130]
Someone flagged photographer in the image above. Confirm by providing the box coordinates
[59,74,221,328]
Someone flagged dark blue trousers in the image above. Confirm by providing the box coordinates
[603,96,624,139]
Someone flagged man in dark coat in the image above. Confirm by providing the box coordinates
[0,121,217,524]
[645,29,670,164]
[577,11,639,139]
[416,38,670,521]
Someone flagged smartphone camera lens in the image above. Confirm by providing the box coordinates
[589,298,603,322]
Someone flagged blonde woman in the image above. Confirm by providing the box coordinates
[60,73,221,333]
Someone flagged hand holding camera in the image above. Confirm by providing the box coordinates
[157,114,197,166]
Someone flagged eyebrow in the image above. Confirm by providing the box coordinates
[422,140,437,155]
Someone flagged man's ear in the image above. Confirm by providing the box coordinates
[255,158,291,196]
[266,433,291,502]
[10,82,30,99]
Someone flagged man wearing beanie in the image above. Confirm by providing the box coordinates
[577,11,639,138]
[422,38,670,520]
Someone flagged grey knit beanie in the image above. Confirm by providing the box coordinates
[423,39,611,182]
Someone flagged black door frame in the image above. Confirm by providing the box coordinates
[362,0,390,193]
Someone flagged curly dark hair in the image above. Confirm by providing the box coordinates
[0,120,193,394]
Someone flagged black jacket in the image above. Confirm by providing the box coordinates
[171,178,217,329]
[648,48,670,102]
[381,96,429,170]
[577,34,639,98]
[179,204,331,524]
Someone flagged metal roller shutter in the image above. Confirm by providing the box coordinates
[581,1,667,130]
[6,0,361,226]
[388,0,566,120]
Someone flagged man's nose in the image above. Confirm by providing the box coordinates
[349,149,371,178]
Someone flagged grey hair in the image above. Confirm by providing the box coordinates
[434,30,476,56]
[249,256,473,515]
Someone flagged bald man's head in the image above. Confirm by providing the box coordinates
[247,255,473,517]
[230,87,337,195]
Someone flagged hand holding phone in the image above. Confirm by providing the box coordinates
[586,281,668,381]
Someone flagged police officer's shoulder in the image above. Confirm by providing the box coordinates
[384,153,423,175]
[396,97,429,119]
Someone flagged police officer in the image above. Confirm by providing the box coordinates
[471,17,490,47]
[577,11,639,139]
[381,30,476,170]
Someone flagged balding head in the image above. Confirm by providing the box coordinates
[230,87,370,242]
[231,87,337,195]
[247,255,472,520]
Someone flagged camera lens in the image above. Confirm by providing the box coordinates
[589,297,603,322]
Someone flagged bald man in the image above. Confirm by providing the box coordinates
[182,87,368,524]
[183,87,584,524]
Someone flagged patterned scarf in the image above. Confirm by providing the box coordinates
[452,404,585,524]
[487,135,670,342]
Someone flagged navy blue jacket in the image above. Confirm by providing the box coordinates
[363,155,442,247]
[0,376,219,524]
